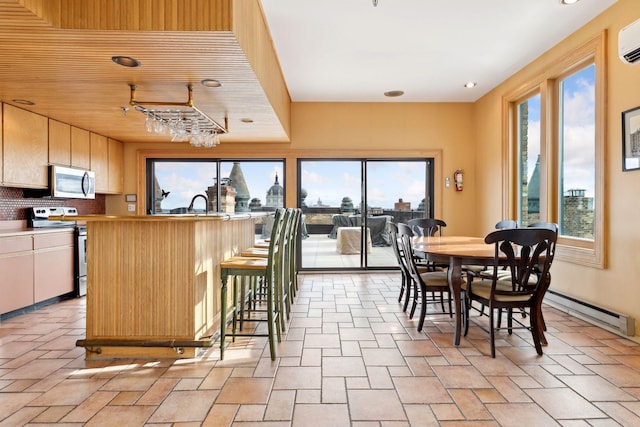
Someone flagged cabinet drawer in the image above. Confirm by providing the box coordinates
[33,232,74,250]
[0,236,32,255]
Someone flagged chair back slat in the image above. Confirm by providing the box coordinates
[407,218,446,237]
[397,222,434,279]
[485,227,557,298]
[388,222,404,266]
[495,219,518,229]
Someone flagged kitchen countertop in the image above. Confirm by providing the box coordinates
[49,212,271,222]
[0,223,75,238]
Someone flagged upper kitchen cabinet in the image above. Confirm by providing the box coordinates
[108,138,124,194]
[2,104,48,188]
[90,133,122,194]
[48,119,71,166]
[71,126,91,170]
[52,123,121,194]
[90,132,108,193]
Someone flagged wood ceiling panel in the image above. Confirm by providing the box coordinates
[20,0,233,31]
[1,0,289,145]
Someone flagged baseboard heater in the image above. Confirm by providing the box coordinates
[544,290,635,336]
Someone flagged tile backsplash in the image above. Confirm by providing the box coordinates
[0,186,105,220]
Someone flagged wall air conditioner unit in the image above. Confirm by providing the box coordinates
[619,18,640,64]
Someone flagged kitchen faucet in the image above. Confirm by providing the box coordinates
[188,194,209,214]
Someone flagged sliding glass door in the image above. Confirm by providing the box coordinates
[298,159,433,270]
[298,160,362,268]
[365,160,431,267]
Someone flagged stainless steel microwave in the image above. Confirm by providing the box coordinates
[50,165,95,199]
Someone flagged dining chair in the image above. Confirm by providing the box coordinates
[495,219,518,229]
[407,217,446,237]
[398,223,452,332]
[472,221,556,333]
[528,222,559,232]
[463,226,557,357]
[525,222,559,338]
[466,219,519,280]
[462,219,518,279]
[389,222,415,312]
[406,218,448,272]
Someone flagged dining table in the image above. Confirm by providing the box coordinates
[411,235,501,346]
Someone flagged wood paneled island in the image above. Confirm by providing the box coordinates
[57,213,263,359]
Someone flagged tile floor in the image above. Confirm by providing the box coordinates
[2,272,640,426]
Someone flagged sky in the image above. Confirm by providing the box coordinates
[300,160,427,210]
[524,63,595,197]
[154,161,282,211]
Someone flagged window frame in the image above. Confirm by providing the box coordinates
[503,32,607,268]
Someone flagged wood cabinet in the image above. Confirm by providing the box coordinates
[90,133,109,193]
[2,104,48,188]
[0,235,35,314]
[0,103,122,194]
[34,232,74,303]
[108,138,124,193]
[92,134,123,194]
[49,119,71,166]
[71,126,91,169]
[0,230,75,316]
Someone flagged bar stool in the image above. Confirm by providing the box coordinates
[219,208,287,360]
[286,209,302,298]
[240,209,301,331]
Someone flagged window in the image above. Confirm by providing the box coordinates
[517,93,541,227]
[558,64,595,240]
[507,33,605,267]
[146,159,285,214]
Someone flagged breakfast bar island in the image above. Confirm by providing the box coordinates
[57,213,264,360]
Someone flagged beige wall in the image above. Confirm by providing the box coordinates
[473,0,640,331]
[109,102,477,235]
[107,0,640,333]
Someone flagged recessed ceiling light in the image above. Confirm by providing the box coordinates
[201,79,222,88]
[562,0,579,4]
[464,82,477,88]
[240,118,254,123]
[384,90,404,97]
[111,56,141,67]
[12,99,35,105]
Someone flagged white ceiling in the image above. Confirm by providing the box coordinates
[260,0,617,103]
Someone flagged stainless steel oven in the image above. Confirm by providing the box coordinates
[75,226,87,296]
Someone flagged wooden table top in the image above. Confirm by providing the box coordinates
[412,236,494,259]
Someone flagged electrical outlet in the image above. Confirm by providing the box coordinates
[127,204,136,212]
